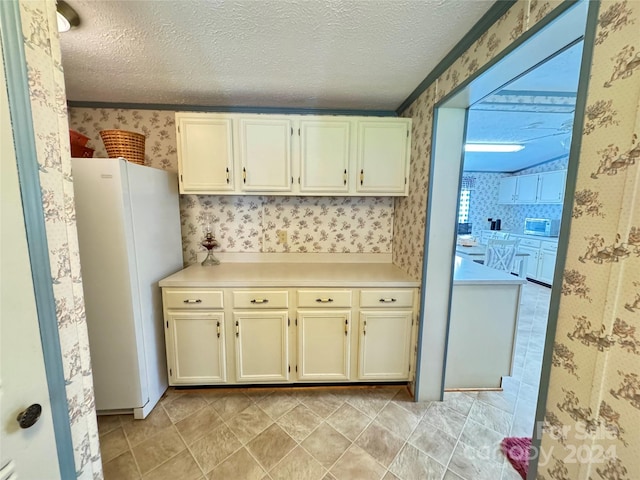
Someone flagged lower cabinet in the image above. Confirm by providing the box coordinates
[162,286,417,386]
[165,311,226,385]
[359,310,413,380]
[297,310,351,381]
[537,244,557,284]
[234,310,289,382]
[517,245,540,279]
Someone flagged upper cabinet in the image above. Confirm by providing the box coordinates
[175,112,411,196]
[299,119,351,194]
[357,120,411,194]
[498,169,566,205]
[497,174,538,204]
[536,170,566,204]
[239,117,292,192]
[176,115,234,193]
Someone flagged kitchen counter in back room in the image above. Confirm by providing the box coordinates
[447,255,526,390]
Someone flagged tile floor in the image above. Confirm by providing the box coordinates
[98,282,550,480]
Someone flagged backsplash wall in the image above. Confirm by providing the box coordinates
[465,156,568,235]
[68,108,394,264]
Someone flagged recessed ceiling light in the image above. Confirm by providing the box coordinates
[56,0,80,32]
[464,144,524,153]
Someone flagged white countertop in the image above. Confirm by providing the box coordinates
[159,257,524,288]
[452,256,526,285]
[159,262,421,288]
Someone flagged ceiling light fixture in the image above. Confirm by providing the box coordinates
[464,144,524,153]
[56,0,80,32]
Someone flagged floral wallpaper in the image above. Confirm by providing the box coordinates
[396,0,640,478]
[18,1,101,478]
[465,157,568,235]
[68,107,395,264]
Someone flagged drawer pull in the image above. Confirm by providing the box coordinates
[315,298,334,303]
[235,320,239,337]
[250,298,269,304]
[379,298,397,303]
[183,299,202,304]
[217,321,221,338]
[345,318,348,336]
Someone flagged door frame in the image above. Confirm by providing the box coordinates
[413,1,599,478]
[0,2,76,477]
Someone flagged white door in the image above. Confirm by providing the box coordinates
[1,55,62,479]
[234,311,289,382]
[537,170,566,203]
[239,118,292,192]
[297,311,351,381]
[166,312,226,385]
[356,120,410,194]
[299,120,351,193]
[358,311,412,380]
[176,114,234,193]
[515,174,539,204]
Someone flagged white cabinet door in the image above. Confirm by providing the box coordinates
[537,170,566,203]
[537,248,558,284]
[356,120,410,195]
[358,310,412,380]
[176,114,234,193]
[498,176,517,204]
[239,118,292,192]
[234,311,289,382]
[297,310,351,381]
[299,120,350,193]
[518,245,540,279]
[166,311,226,384]
[515,174,539,204]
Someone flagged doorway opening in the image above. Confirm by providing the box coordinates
[415,1,591,478]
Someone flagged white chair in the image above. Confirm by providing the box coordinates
[484,238,520,273]
[492,231,510,240]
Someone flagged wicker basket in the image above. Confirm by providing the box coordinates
[99,129,146,165]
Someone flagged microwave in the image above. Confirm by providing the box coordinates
[524,218,560,237]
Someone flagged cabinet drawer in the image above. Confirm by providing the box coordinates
[164,289,224,309]
[233,290,289,308]
[519,238,541,248]
[541,240,558,251]
[298,290,352,308]
[360,290,413,308]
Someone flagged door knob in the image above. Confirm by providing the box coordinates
[16,403,42,429]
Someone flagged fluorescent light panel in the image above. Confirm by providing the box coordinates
[464,144,524,152]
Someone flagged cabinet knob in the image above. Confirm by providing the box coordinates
[17,404,42,429]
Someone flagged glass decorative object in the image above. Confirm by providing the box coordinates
[201,222,220,266]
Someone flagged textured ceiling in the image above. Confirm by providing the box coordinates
[464,41,583,172]
[59,0,495,110]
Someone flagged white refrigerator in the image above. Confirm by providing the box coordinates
[72,157,183,419]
